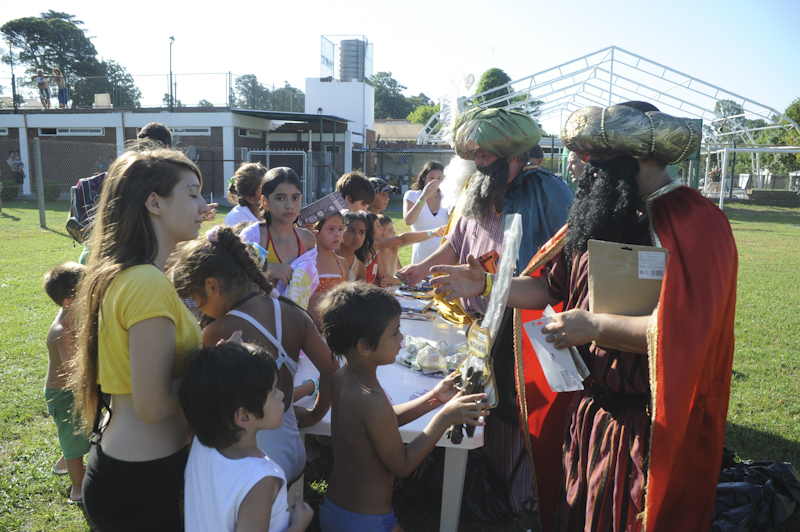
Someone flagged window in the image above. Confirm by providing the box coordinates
[172,127,211,136]
[238,128,262,138]
[325,145,341,154]
[0,128,8,136]
[38,127,105,136]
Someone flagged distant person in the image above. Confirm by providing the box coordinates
[52,68,68,109]
[7,150,25,185]
[43,262,91,504]
[374,213,444,286]
[336,171,376,212]
[32,69,51,109]
[224,162,267,226]
[317,282,489,532]
[137,122,173,148]
[338,210,370,281]
[180,342,314,532]
[307,210,349,329]
[403,161,446,265]
[368,177,392,213]
[529,144,544,169]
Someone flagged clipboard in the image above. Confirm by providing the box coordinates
[588,239,668,316]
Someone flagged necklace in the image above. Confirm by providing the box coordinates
[230,291,258,311]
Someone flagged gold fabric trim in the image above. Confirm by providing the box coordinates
[642,303,660,531]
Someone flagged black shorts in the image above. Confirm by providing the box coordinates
[83,443,189,532]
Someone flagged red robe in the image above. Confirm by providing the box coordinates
[514,184,738,531]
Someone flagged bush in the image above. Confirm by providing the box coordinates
[42,180,61,201]
[0,180,20,201]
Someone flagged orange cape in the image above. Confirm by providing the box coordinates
[514,185,738,531]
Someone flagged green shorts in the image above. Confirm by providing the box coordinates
[44,387,91,461]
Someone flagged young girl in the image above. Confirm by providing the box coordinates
[308,211,350,329]
[240,167,316,287]
[337,211,370,281]
[69,148,210,531]
[172,226,338,484]
[224,162,266,226]
[363,212,387,287]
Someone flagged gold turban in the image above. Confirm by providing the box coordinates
[453,108,541,160]
[561,105,701,165]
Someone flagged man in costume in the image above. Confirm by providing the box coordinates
[431,102,737,532]
[397,108,573,515]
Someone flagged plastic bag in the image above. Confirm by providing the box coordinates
[712,454,800,532]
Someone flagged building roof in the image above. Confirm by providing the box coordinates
[374,121,423,141]
[230,108,350,125]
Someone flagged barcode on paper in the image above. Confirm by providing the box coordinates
[638,251,666,280]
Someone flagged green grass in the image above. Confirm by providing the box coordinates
[1,200,799,531]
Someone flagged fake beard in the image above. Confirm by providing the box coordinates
[439,157,477,212]
[563,155,641,258]
[462,158,510,220]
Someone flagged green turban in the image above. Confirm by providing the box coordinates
[452,108,541,160]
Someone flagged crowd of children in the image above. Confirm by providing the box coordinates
[44,149,460,531]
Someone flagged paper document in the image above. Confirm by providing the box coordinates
[522,315,585,393]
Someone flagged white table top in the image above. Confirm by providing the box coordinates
[295,313,484,449]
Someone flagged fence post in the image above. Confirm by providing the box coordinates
[33,137,47,228]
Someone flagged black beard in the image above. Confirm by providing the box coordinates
[563,156,641,258]
[463,158,510,220]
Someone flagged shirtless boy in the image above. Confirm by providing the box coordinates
[317,283,489,531]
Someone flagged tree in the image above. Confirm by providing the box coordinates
[407,93,432,109]
[474,68,513,108]
[272,82,305,112]
[1,11,141,108]
[371,71,414,119]
[162,93,183,108]
[407,103,440,126]
[233,74,270,110]
[71,60,140,108]
[197,99,214,107]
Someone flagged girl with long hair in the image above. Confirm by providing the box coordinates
[171,226,339,485]
[307,211,349,329]
[239,167,316,287]
[403,161,446,264]
[69,147,210,530]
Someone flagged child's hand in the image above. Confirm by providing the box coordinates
[435,226,446,238]
[439,392,490,427]
[216,330,242,346]
[268,262,293,286]
[290,493,314,529]
[432,371,459,404]
[379,277,388,288]
[202,203,219,222]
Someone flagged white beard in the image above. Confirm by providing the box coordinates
[440,156,477,212]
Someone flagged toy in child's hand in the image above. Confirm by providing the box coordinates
[445,366,484,444]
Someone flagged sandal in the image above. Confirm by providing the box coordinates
[51,464,68,476]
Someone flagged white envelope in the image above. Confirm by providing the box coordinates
[522,315,585,393]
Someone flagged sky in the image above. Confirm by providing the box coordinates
[1,0,799,134]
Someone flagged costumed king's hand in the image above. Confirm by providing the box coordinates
[421,177,441,202]
[396,264,427,287]
[202,203,219,222]
[430,255,485,301]
[541,309,598,349]
[267,262,293,286]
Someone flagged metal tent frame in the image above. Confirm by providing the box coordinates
[417,46,800,148]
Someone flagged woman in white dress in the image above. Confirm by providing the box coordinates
[403,161,445,265]
[223,162,266,227]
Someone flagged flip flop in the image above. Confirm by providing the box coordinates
[67,497,84,505]
[51,465,68,475]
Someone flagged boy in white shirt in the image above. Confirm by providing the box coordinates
[180,342,313,532]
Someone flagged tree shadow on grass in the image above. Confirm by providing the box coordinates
[0,212,21,221]
[724,205,800,225]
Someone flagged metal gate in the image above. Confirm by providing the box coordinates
[247,150,309,199]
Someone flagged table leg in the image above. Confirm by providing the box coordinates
[439,447,468,532]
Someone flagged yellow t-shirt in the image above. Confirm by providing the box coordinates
[97,264,202,394]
